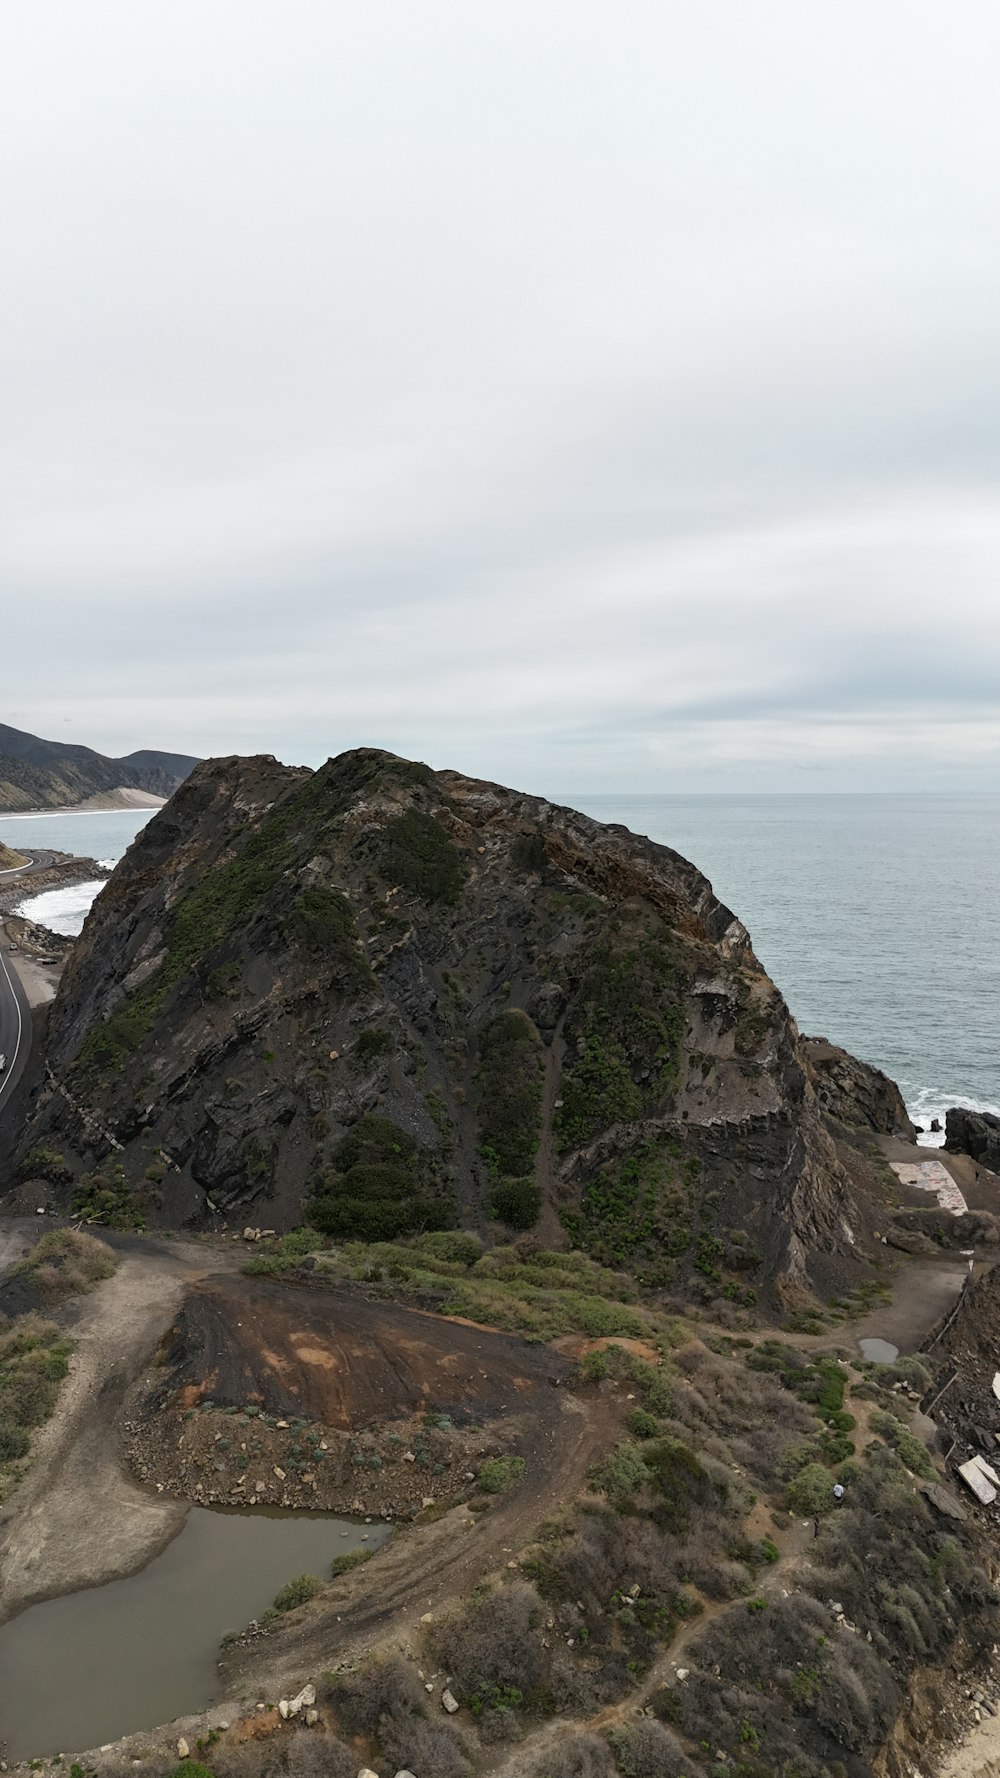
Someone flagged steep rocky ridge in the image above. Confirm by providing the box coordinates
[10,749,882,1300]
[946,1106,1000,1174]
[802,1035,916,1139]
[0,720,198,811]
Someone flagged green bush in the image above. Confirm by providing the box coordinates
[72,1163,145,1230]
[491,1177,542,1229]
[596,1441,650,1506]
[379,808,467,905]
[272,1573,323,1612]
[479,1456,526,1494]
[0,1420,30,1462]
[17,1146,72,1184]
[644,1436,716,1531]
[308,1114,456,1241]
[415,1230,483,1266]
[353,1026,392,1064]
[627,1407,661,1440]
[556,939,686,1151]
[869,1410,933,1478]
[331,1547,373,1577]
[787,1461,837,1517]
[556,1036,641,1150]
[477,1010,545,1177]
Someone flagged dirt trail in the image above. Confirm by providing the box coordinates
[486,1505,819,1778]
[0,1229,232,1622]
[217,1390,619,1704]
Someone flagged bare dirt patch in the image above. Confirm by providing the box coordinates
[149,1272,571,1425]
[128,1272,574,1517]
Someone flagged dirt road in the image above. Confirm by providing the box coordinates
[0,1228,231,1622]
[217,1386,618,1704]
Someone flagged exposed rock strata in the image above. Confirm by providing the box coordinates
[10,748,885,1298]
[803,1035,916,1138]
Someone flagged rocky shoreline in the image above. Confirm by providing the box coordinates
[0,852,110,919]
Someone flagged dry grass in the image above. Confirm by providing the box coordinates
[16,1227,117,1300]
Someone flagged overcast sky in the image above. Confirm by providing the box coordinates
[3,2,999,793]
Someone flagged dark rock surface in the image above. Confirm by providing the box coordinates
[802,1036,917,1139]
[8,747,892,1299]
[945,1106,1000,1173]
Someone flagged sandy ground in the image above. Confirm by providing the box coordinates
[940,1709,1000,1778]
[1,789,165,816]
[0,1229,233,1622]
[4,948,61,1009]
[846,1252,973,1354]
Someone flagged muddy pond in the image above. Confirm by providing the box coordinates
[0,1506,391,1759]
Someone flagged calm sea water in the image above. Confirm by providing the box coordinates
[2,794,996,1133]
[570,793,1000,1138]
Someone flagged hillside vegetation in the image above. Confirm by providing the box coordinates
[11,748,897,1308]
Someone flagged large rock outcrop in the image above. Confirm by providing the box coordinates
[945,1107,1000,1173]
[9,749,880,1298]
[802,1037,916,1139]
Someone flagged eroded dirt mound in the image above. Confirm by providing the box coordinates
[126,1272,575,1517]
[153,1273,569,1426]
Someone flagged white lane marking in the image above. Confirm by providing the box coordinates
[0,946,24,1104]
[0,858,34,875]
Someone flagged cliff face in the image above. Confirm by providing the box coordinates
[946,1107,1000,1174]
[802,1037,916,1139]
[13,749,876,1298]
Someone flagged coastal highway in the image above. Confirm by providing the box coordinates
[0,852,54,1114]
[0,933,30,1113]
[0,849,61,882]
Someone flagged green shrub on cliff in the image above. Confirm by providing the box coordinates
[272,1572,323,1612]
[378,808,467,905]
[477,1009,544,1177]
[309,1114,456,1241]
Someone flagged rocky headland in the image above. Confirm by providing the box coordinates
[7,746,908,1306]
[2,751,999,1778]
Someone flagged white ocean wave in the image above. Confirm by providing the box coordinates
[15,880,107,938]
[906,1086,1000,1148]
[96,859,116,871]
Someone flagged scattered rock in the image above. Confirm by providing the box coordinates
[442,1688,460,1713]
[177,1740,190,1759]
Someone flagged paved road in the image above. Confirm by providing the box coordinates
[0,931,30,1113]
[0,852,49,1112]
[0,848,59,881]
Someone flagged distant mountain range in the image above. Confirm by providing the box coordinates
[0,722,200,812]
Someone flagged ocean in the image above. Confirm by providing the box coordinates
[0,809,154,940]
[572,792,1000,1144]
[1,793,996,1139]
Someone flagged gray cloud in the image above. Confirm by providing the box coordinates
[3,1,999,791]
